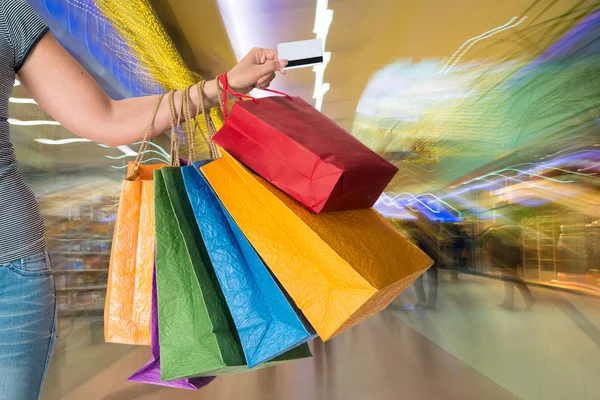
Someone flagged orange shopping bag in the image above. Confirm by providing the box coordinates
[105,162,165,345]
[201,152,432,341]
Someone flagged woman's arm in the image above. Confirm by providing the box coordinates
[18,33,286,147]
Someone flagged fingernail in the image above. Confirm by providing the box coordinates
[279,59,288,68]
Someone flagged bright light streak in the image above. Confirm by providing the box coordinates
[314,1,334,46]
[36,138,138,157]
[514,162,597,177]
[460,167,575,186]
[116,145,137,157]
[312,1,334,111]
[215,0,252,60]
[440,16,527,73]
[472,173,553,189]
[381,192,441,214]
[9,97,37,104]
[34,138,90,145]
[415,193,462,215]
[313,52,331,111]
[579,161,600,171]
[10,118,61,126]
[440,17,517,73]
[379,196,418,212]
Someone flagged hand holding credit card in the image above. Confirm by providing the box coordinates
[277,39,324,70]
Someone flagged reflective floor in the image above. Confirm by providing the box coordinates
[41,270,600,400]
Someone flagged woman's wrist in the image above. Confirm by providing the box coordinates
[167,78,221,127]
[201,78,220,110]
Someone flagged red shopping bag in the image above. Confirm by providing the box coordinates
[211,74,398,214]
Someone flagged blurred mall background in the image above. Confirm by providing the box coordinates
[10,0,599,399]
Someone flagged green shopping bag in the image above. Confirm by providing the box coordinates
[154,88,310,381]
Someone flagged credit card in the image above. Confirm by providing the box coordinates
[277,39,324,70]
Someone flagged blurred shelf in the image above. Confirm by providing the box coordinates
[50,236,112,241]
[58,307,105,317]
[56,285,107,292]
[59,252,110,256]
[54,269,108,274]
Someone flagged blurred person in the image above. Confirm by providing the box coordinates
[457,225,470,271]
[0,1,288,398]
[409,224,439,310]
[438,224,460,280]
[448,224,465,280]
[458,227,473,271]
[484,223,535,311]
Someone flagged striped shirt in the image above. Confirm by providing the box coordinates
[0,0,49,264]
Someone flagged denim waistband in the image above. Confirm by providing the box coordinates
[0,249,48,266]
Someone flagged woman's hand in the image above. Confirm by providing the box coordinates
[226,48,288,94]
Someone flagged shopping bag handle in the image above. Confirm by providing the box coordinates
[196,80,221,160]
[218,73,292,120]
[168,89,186,167]
[126,93,165,180]
[181,81,221,162]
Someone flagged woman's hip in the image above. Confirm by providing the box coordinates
[0,250,57,400]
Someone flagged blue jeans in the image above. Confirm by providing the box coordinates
[0,251,57,400]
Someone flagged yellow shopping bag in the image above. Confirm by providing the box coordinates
[201,152,432,341]
[105,162,165,345]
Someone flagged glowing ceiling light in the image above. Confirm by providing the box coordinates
[314,0,334,46]
[10,118,61,126]
[215,0,251,60]
[35,138,138,158]
[9,97,37,104]
[116,145,138,157]
[35,138,91,145]
[312,0,333,111]
[440,16,527,73]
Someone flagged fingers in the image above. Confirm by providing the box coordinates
[251,47,278,61]
[257,58,288,76]
[255,72,276,89]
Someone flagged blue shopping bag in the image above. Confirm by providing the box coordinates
[181,161,314,368]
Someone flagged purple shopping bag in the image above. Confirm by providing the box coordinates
[128,265,216,389]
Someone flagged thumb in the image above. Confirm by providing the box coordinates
[257,59,288,76]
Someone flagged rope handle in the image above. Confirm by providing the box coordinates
[125,93,165,181]
[168,89,184,167]
[218,73,292,120]
[181,81,221,162]
[182,85,198,163]
[198,80,220,160]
